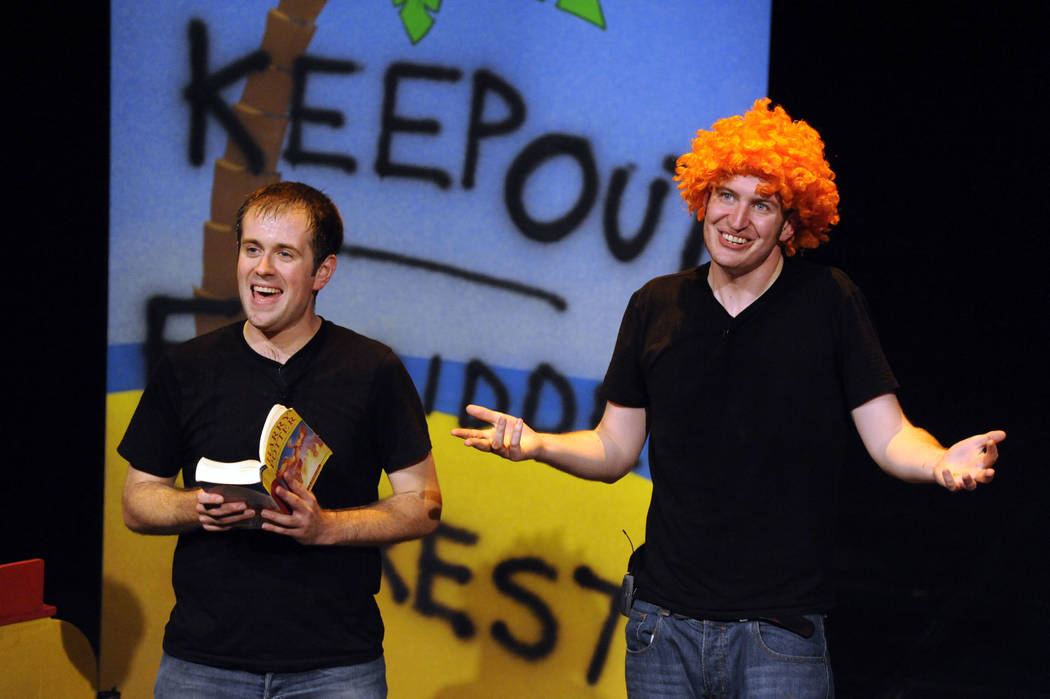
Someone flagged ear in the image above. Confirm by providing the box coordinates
[695,188,711,222]
[312,254,337,292]
[778,216,796,244]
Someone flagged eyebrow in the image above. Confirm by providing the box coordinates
[715,186,779,206]
[241,238,303,254]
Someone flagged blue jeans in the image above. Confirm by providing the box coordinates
[154,652,387,698]
[625,599,833,698]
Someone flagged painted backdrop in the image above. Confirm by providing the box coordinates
[104,2,770,696]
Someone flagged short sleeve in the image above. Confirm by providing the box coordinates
[600,290,650,408]
[371,351,432,473]
[117,354,185,478]
[834,270,899,409]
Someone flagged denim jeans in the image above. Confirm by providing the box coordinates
[154,652,387,698]
[624,599,833,698]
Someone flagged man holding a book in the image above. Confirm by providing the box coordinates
[120,182,441,698]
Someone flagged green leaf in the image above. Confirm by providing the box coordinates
[555,0,606,29]
[393,0,442,44]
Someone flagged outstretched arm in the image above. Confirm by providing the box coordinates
[260,451,442,546]
[122,465,257,534]
[851,393,1005,492]
[450,401,647,484]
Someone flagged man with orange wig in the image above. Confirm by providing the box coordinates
[453,99,1003,696]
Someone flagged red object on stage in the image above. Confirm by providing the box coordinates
[0,558,57,626]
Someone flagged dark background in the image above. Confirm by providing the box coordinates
[6,1,1047,696]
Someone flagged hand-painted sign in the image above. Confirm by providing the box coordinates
[105,2,770,696]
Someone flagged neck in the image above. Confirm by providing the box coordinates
[708,254,784,317]
[242,315,322,364]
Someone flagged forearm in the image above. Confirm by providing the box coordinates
[853,394,945,484]
[853,395,1004,492]
[452,402,645,482]
[534,428,636,483]
[122,480,203,534]
[317,490,442,546]
[878,422,945,483]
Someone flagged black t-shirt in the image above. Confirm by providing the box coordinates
[602,259,898,619]
[118,320,432,672]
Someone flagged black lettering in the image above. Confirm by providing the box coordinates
[381,549,410,604]
[573,565,622,685]
[603,166,670,261]
[423,354,442,415]
[414,522,478,639]
[679,218,704,271]
[144,294,241,380]
[459,359,510,428]
[504,133,598,243]
[522,363,575,433]
[284,55,360,173]
[183,19,271,171]
[665,153,706,270]
[343,244,568,311]
[376,62,463,188]
[490,557,558,660]
[462,69,526,189]
[588,384,605,429]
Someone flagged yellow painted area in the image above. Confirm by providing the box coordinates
[101,394,651,698]
[0,617,97,697]
[100,390,179,698]
[381,413,651,698]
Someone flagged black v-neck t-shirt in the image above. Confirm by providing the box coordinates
[602,259,898,619]
[119,320,431,671]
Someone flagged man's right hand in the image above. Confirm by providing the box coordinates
[450,404,543,462]
[451,401,647,484]
[196,490,256,531]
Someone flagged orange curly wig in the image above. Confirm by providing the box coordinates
[674,98,840,255]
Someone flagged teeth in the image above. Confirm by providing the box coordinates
[722,232,747,245]
[254,285,281,296]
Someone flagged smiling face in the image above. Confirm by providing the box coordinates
[703,174,795,281]
[237,207,336,349]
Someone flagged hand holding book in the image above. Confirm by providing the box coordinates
[194,405,332,527]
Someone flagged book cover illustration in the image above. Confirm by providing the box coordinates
[195,404,333,522]
[262,407,333,512]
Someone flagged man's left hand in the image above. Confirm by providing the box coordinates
[260,479,334,544]
[934,430,1006,492]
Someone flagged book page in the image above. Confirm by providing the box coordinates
[258,403,288,462]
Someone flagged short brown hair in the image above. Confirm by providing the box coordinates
[235,181,343,271]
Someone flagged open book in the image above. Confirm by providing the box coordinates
[195,404,333,523]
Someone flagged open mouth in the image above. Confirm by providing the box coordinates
[721,232,748,246]
[252,284,282,299]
